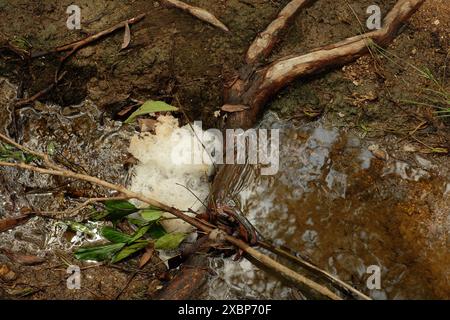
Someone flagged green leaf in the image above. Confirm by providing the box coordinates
[112,241,150,263]
[127,217,150,227]
[124,100,178,124]
[103,200,138,221]
[148,223,167,239]
[105,200,137,213]
[141,209,163,222]
[0,143,36,164]
[155,232,186,250]
[47,141,56,156]
[129,225,151,243]
[90,210,110,221]
[67,222,96,237]
[101,227,133,243]
[74,243,125,261]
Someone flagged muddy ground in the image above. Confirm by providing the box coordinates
[0,0,448,299]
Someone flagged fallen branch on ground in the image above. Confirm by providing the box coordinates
[33,196,131,220]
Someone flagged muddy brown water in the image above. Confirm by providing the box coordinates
[207,112,449,300]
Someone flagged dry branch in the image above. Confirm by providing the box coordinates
[246,0,311,65]
[31,13,146,59]
[162,0,230,32]
[224,0,425,129]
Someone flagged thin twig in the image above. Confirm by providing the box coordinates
[34,196,130,219]
[15,71,67,107]
[31,13,146,59]
[0,132,60,170]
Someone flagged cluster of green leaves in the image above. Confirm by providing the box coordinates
[0,143,35,163]
[74,200,186,263]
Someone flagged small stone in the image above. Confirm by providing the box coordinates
[368,144,388,160]
[433,19,440,26]
[147,279,163,298]
[0,265,16,282]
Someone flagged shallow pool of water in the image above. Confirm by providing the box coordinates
[208,113,449,300]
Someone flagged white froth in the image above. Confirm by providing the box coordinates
[128,115,218,233]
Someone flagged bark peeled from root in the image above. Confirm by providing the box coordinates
[224,0,425,129]
[162,0,230,32]
[246,0,311,65]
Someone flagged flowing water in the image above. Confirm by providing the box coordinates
[207,113,449,300]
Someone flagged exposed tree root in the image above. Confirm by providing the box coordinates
[246,0,311,65]
[223,0,425,129]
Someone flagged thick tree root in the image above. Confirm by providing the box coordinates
[223,0,425,129]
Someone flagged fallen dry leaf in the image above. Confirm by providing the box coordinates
[0,264,16,282]
[138,118,158,132]
[139,245,154,269]
[221,104,249,113]
[0,214,31,233]
[121,22,131,50]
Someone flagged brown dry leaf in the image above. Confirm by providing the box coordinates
[0,214,31,233]
[121,22,131,50]
[139,245,154,269]
[221,104,249,113]
[117,104,135,117]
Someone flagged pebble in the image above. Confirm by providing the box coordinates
[0,264,16,282]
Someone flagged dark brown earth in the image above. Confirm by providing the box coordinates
[0,0,448,299]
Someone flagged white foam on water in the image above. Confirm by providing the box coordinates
[127,115,218,233]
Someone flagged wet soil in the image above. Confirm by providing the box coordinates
[0,0,449,299]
